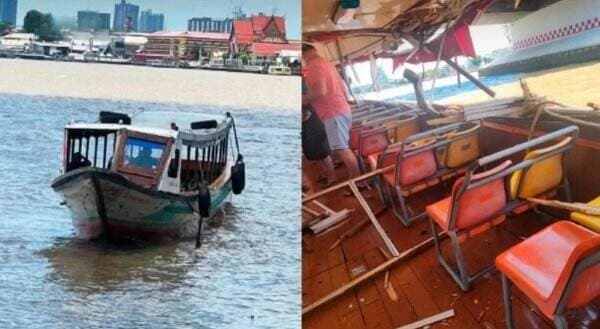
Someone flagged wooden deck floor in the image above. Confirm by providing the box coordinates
[302,161,600,329]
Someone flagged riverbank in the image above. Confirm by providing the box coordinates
[439,61,600,108]
[0,58,300,111]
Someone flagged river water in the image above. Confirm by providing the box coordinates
[0,94,300,329]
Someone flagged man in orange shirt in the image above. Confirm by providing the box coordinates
[302,43,361,185]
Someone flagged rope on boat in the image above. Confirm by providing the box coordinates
[521,79,600,140]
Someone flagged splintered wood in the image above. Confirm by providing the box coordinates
[527,197,600,215]
[396,309,455,329]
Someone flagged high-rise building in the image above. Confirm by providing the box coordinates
[187,17,233,33]
[113,0,139,32]
[139,10,164,33]
[77,11,111,31]
[0,0,17,26]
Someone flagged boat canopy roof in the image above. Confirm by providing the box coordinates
[66,116,232,145]
[65,123,177,139]
[303,0,492,64]
[178,116,233,147]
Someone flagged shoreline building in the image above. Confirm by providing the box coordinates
[188,17,233,34]
[134,31,229,63]
[229,13,300,61]
[77,11,111,32]
[0,0,18,26]
[113,0,139,32]
[139,10,164,33]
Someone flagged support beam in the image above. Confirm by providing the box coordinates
[403,35,496,97]
[444,57,496,97]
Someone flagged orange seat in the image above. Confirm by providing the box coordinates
[427,160,512,291]
[496,221,600,321]
[426,160,511,231]
[358,127,389,165]
[425,197,452,230]
[378,140,438,187]
[349,126,361,150]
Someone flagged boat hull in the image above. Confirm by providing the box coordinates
[51,168,232,241]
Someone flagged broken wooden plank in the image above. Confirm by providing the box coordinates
[395,309,455,329]
[527,197,600,215]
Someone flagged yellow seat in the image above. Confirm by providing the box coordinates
[509,137,572,199]
[444,123,481,168]
[571,196,600,232]
[436,122,481,168]
[383,115,419,143]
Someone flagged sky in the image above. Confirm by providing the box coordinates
[16,0,301,38]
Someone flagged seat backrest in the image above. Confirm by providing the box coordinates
[451,160,511,230]
[358,126,389,157]
[509,137,572,199]
[396,139,437,186]
[444,123,481,168]
[538,223,600,315]
[566,239,600,309]
[377,139,438,186]
[383,115,420,143]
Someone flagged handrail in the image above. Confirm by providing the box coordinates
[402,122,463,144]
[447,125,579,230]
[475,125,579,167]
[375,122,481,187]
[360,110,419,128]
[354,107,399,122]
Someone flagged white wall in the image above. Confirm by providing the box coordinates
[511,0,600,49]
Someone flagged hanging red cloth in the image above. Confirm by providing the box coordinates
[391,23,476,71]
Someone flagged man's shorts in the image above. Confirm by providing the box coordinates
[323,113,352,150]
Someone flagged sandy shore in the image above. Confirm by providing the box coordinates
[0,58,300,111]
[439,61,600,108]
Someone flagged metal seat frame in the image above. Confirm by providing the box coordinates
[378,122,481,227]
[429,125,579,291]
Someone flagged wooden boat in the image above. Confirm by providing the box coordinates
[52,111,245,242]
[302,1,600,328]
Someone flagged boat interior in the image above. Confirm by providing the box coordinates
[302,0,600,326]
[302,100,600,329]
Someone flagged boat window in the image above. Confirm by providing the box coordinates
[65,129,117,172]
[122,137,166,172]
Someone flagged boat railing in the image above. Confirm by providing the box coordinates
[459,125,579,193]
[178,118,233,190]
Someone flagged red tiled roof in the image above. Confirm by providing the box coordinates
[233,20,255,44]
[251,42,301,56]
[233,15,286,45]
[149,31,229,40]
